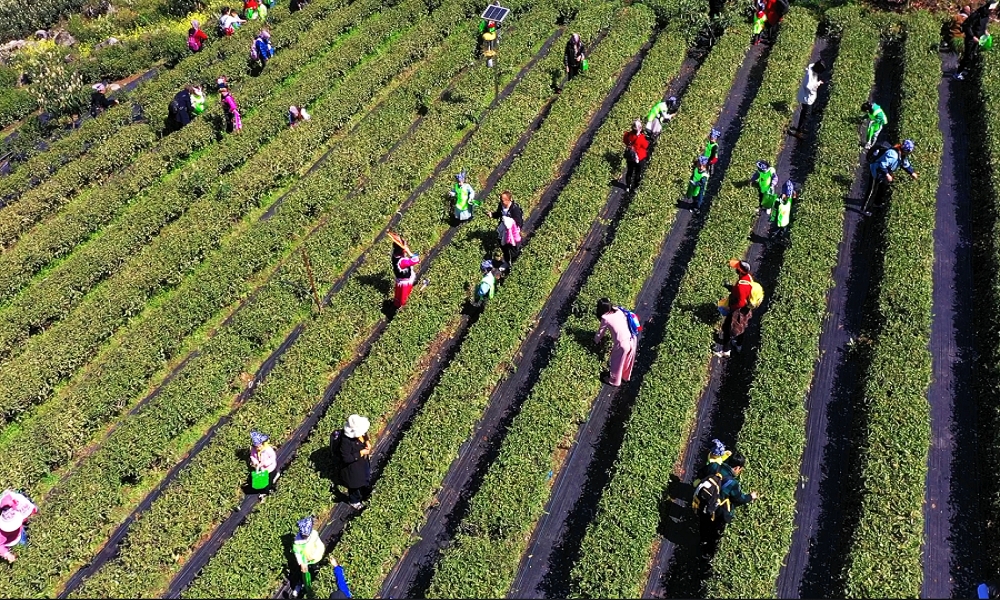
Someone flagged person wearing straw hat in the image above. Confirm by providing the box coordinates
[337,415,372,510]
[249,430,278,491]
[389,233,420,310]
[0,490,37,563]
[89,82,119,118]
[291,516,326,597]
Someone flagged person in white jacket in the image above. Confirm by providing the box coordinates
[790,61,826,139]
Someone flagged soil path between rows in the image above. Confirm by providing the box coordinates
[645,33,833,599]
[920,50,978,600]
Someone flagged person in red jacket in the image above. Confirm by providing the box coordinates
[622,119,649,193]
[763,0,784,41]
[715,259,754,357]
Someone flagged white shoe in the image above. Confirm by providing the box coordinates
[349,502,364,510]
[713,346,731,358]
[765,208,771,215]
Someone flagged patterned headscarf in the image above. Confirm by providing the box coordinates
[297,516,314,538]
[710,439,727,457]
[250,430,269,448]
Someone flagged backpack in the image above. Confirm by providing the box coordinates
[748,279,765,309]
[865,140,893,165]
[617,307,642,338]
[250,39,260,61]
[168,97,181,119]
[773,0,790,17]
[329,429,345,484]
[691,472,733,518]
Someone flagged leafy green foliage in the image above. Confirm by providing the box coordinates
[177,5,666,598]
[567,10,819,597]
[842,12,938,596]
[706,7,880,596]
[426,25,747,600]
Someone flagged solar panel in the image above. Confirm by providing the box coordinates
[481,4,510,22]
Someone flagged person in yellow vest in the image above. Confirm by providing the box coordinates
[770,179,799,240]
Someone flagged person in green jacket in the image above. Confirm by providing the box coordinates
[751,160,777,213]
[292,516,326,597]
[687,155,710,215]
[472,260,497,308]
[771,179,799,239]
[451,170,478,223]
[644,96,678,137]
[703,128,721,175]
[861,101,888,151]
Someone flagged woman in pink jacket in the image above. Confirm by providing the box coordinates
[593,297,637,387]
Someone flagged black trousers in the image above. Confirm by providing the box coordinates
[501,242,521,266]
[624,158,645,191]
[699,511,728,558]
[864,173,891,211]
[567,62,582,81]
[959,38,980,73]
[796,102,812,131]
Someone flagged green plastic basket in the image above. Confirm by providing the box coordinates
[982,33,994,49]
[251,469,270,490]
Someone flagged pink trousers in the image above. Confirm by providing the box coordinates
[608,337,637,386]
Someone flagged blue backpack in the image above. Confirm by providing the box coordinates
[617,307,641,338]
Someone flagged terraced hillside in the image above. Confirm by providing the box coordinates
[0,0,992,597]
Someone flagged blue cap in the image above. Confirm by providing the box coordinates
[902,139,915,153]
[481,260,493,272]
[697,155,709,166]
[710,128,720,139]
[783,180,795,197]
[756,160,770,172]
[456,170,466,183]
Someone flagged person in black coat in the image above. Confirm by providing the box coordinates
[89,83,119,118]
[168,86,194,132]
[564,33,584,81]
[956,1,997,78]
[337,414,372,510]
[491,190,524,268]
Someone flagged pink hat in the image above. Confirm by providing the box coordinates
[0,491,35,533]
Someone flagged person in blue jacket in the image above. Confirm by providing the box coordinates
[253,30,275,69]
[863,139,918,216]
[327,556,353,598]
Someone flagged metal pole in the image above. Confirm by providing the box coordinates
[301,247,322,311]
